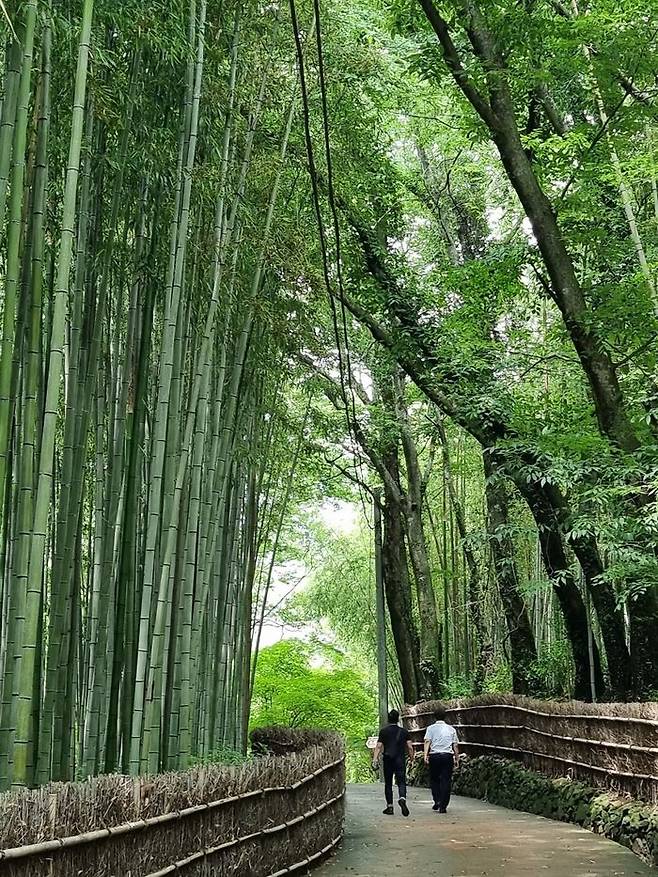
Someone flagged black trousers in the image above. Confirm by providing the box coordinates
[383,755,407,805]
[429,753,454,810]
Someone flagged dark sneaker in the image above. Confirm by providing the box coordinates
[439,808,447,813]
[432,803,440,811]
[399,798,409,817]
[383,806,394,815]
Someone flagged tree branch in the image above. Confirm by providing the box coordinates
[323,452,378,502]
[297,351,371,406]
[299,352,402,501]
[537,83,568,136]
[417,0,498,128]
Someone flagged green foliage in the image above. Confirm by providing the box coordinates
[529,642,574,700]
[250,640,377,783]
[263,0,658,709]
[193,747,249,767]
[281,524,377,657]
[483,663,513,695]
[8,0,658,790]
[441,674,474,698]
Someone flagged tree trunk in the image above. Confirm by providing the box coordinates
[436,420,492,693]
[394,382,442,695]
[513,474,604,701]
[381,449,423,704]
[628,589,658,697]
[483,452,538,694]
[558,517,632,699]
[418,0,641,454]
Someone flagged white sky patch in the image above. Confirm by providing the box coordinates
[300,349,374,404]
[257,500,360,649]
[351,363,373,400]
[486,205,505,239]
[258,566,315,648]
[308,652,326,669]
[317,499,360,534]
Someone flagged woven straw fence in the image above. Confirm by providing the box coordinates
[403,695,658,803]
[0,728,345,876]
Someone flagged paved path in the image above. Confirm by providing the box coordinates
[317,786,652,876]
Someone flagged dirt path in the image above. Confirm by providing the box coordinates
[316,785,651,876]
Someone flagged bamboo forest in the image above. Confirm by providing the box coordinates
[1,0,658,800]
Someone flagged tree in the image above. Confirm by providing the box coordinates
[251,639,376,781]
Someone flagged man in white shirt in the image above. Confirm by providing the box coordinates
[423,706,460,813]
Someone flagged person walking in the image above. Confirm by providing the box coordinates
[423,706,460,813]
[372,709,414,817]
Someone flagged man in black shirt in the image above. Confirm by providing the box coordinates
[372,709,414,816]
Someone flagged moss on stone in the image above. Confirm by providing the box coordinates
[450,756,658,866]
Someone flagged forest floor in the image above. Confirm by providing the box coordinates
[317,785,651,876]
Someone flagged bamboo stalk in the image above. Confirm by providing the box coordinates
[12,0,95,789]
[0,6,38,783]
[130,0,207,774]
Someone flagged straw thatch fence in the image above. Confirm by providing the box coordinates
[0,727,345,876]
[403,695,658,803]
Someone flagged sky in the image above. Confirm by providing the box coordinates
[257,499,360,648]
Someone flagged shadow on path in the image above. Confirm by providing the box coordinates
[317,785,651,876]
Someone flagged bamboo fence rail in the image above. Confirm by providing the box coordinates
[403,696,658,802]
[0,728,345,876]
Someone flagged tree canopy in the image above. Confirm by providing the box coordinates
[251,639,375,780]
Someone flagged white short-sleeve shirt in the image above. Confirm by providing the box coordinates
[424,720,459,754]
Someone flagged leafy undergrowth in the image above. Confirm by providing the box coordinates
[452,756,658,866]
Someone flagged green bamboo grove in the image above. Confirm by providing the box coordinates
[3,0,658,790]
[0,0,315,788]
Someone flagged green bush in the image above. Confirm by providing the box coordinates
[529,640,573,698]
[483,662,512,693]
[441,674,474,698]
[250,640,376,784]
[193,747,249,767]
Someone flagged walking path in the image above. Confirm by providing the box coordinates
[317,785,652,876]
